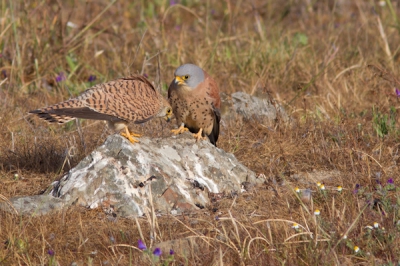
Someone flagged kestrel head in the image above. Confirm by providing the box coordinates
[173,64,205,89]
[157,97,173,122]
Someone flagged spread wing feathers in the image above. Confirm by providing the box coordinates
[30,75,161,124]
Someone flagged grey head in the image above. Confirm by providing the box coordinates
[174,63,205,89]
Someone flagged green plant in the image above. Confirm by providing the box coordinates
[372,106,396,137]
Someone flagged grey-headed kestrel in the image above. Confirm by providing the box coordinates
[168,64,221,146]
[30,75,173,144]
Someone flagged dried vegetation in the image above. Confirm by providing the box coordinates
[1,0,400,265]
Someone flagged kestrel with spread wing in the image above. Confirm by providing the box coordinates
[168,64,221,146]
[30,75,173,144]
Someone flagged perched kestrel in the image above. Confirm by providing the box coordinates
[30,75,173,144]
[168,64,221,146]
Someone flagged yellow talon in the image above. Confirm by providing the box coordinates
[193,128,206,141]
[121,126,141,144]
[171,124,189,135]
[129,132,142,138]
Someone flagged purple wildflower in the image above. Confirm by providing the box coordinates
[169,0,177,5]
[55,72,66,82]
[153,247,162,257]
[143,73,148,78]
[88,75,96,82]
[353,184,360,194]
[138,239,147,250]
[47,249,55,256]
[169,249,174,255]
[387,178,394,184]
[396,88,400,97]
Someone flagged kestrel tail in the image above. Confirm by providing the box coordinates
[168,63,221,146]
[29,75,173,144]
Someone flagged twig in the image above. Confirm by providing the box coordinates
[376,16,394,71]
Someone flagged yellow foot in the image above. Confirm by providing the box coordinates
[193,128,206,141]
[171,125,189,135]
[128,132,142,138]
[121,127,142,144]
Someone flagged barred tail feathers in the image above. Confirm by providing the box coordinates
[29,99,83,124]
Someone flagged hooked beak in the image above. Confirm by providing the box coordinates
[174,76,185,85]
[164,112,172,122]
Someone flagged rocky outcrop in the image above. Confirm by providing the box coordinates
[222,91,289,125]
[2,133,264,218]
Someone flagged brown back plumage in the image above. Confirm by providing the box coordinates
[30,75,162,124]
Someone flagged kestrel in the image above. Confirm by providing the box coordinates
[168,64,221,146]
[30,75,173,144]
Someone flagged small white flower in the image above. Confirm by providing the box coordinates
[67,21,78,28]
[14,174,19,179]
[295,187,300,193]
[316,182,322,187]
[314,209,320,216]
[320,184,325,190]
[373,222,379,228]
[292,223,299,229]
[365,225,373,230]
[342,235,347,239]
[337,186,343,192]
[378,1,386,7]
[354,246,360,253]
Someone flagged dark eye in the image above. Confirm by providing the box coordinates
[184,75,189,79]
[167,109,171,114]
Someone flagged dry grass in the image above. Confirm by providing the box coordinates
[1,0,400,265]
